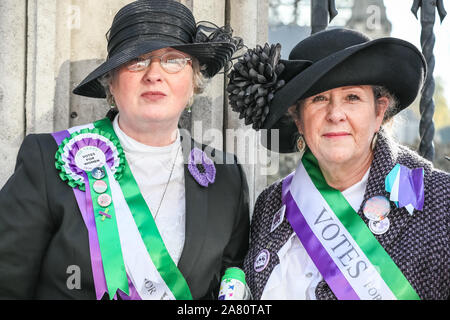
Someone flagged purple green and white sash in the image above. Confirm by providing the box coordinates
[52,118,192,300]
[281,151,419,300]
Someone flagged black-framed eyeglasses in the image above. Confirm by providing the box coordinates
[126,51,192,73]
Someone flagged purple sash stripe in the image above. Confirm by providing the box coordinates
[52,129,140,300]
[52,130,70,146]
[81,172,109,299]
[282,174,359,300]
[117,275,142,300]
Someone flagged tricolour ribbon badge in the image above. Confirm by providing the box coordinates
[385,164,424,215]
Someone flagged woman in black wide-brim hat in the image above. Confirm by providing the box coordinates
[0,0,249,300]
[228,28,449,300]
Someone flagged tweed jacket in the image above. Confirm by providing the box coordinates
[243,130,449,300]
[0,121,250,300]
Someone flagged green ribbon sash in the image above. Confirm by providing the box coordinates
[94,118,192,300]
[302,150,419,300]
[87,167,129,299]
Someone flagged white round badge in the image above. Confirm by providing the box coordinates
[369,217,390,235]
[97,193,112,208]
[254,249,270,273]
[363,196,391,222]
[74,146,106,172]
[93,180,108,194]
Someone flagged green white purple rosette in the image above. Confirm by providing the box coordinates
[55,128,125,190]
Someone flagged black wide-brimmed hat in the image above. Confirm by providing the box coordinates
[73,0,242,98]
[227,28,427,153]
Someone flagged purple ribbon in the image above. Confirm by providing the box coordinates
[282,174,359,300]
[52,129,140,300]
[117,275,142,300]
[398,165,424,212]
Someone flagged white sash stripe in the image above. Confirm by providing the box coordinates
[106,166,175,300]
[67,123,95,134]
[290,162,396,300]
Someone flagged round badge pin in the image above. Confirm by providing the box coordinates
[363,196,391,222]
[254,249,270,273]
[97,193,112,208]
[369,217,390,235]
[74,146,106,172]
[93,180,108,194]
[91,167,106,180]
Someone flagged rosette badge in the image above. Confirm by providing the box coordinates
[55,128,125,190]
[227,43,286,130]
[188,148,216,187]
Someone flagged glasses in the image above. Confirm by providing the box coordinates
[126,51,192,73]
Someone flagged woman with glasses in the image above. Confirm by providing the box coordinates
[0,0,249,300]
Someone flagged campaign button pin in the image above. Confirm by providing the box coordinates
[270,205,286,233]
[74,146,106,172]
[91,167,105,180]
[363,196,391,222]
[93,180,108,194]
[254,249,270,273]
[97,193,112,207]
[369,217,390,235]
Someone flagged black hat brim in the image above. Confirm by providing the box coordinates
[262,37,426,153]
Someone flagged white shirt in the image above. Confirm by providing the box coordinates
[113,116,186,265]
[261,167,370,300]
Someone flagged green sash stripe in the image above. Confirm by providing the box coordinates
[87,168,129,299]
[94,118,192,300]
[302,151,419,300]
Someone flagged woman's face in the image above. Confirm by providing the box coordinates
[109,47,194,128]
[294,85,388,167]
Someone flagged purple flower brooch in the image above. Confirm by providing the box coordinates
[188,147,216,187]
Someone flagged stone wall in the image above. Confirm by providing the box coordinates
[0,0,268,210]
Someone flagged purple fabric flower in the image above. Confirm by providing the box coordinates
[188,147,216,187]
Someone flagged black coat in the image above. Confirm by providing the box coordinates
[0,127,250,300]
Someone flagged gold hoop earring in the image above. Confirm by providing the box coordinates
[297,134,306,153]
[371,132,378,151]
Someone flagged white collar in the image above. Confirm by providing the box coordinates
[341,167,371,212]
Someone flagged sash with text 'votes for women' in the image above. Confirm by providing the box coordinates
[281,151,419,300]
[52,118,192,300]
